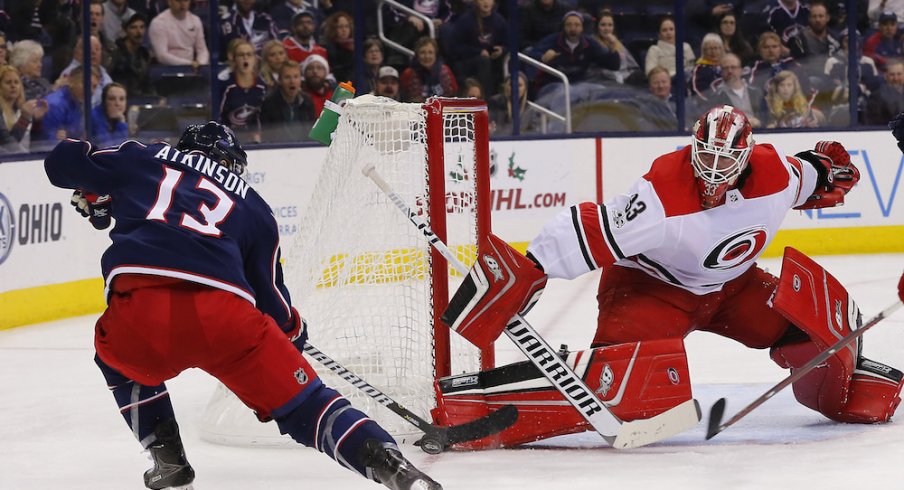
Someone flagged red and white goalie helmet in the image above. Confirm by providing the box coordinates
[691,105,754,208]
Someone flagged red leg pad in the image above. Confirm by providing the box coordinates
[836,359,904,423]
[432,339,691,449]
[770,339,854,419]
[442,233,547,348]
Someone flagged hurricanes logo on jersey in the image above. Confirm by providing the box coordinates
[703,226,768,270]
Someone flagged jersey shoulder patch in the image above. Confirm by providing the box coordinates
[642,146,702,218]
[738,144,792,199]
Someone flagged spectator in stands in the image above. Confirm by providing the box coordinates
[148,0,210,69]
[767,0,810,56]
[591,9,642,85]
[447,0,508,98]
[270,0,321,39]
[41,65,100,141]
[87,1,114,68]
[488,71,539,135]
[792,2,840,60]
[101,0,136,46]
[283,11,327,65]
[9,0,77,81]
[300,54,334,116]
[747,31,802,91]
[218,39,265,144]
[220,0,280,57]
[384,0,452,67]
[260,60,316,143]
[823,30,881,124]
[864,12,903,72]
[691,33,725,100]
[867,0,904,29]
[765,70,823,128]
[0,65,46,151]
[322,11,354,83]
[644,15,696,79]
[528,11,619,93]
[0,33,8,66]
[363,38,385,94]
[372,66,400,101]
[637,66,679,130]
[90,81,128,147]
[708,53,765,127]
[519,0,571,51]
[400,37,458,103]
[59,34,113,107]
[716,12,755,66]
[109,13,153,98]
[260,40,288,91]
[10,40,52,101]
[460,77,485,99]
[866,58,904,125]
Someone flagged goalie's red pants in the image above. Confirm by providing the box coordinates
[95,274,320,420]
[594,265,790,348]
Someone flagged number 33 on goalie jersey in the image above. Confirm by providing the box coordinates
[528,144,821,295]
[44,139,294,327]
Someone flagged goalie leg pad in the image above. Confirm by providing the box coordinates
[839,358,903,423]
[442,233,547,348]
[434,338,691,449]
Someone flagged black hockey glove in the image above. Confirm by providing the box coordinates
[889,112,904,153]
[70,190,90,218]
[87,194,113,230]
[284,307,309,351]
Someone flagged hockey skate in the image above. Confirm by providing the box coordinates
[361,439,443,490]
[143,419,195,490]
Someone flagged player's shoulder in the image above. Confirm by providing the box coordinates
[740,143,792,199]
[642,146,701,217]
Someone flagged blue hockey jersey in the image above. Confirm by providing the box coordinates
[44,139,294,327]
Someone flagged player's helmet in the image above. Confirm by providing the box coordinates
[691,105,754,209]
[177,122,248,175]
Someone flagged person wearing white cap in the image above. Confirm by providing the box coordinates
[372,66,400,101]
[301,54,334,116]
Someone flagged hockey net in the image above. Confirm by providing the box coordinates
[199,95,493,445]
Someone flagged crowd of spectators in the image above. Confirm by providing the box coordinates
[0,0,902,152]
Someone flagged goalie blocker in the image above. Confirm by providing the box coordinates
[770,248,903,423]
[442,234,547,348]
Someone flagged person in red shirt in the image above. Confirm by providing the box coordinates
[301,54,333,116]
[282,10,327,64]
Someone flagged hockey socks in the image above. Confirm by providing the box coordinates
[274,382,395,478]
[95,354,176,448]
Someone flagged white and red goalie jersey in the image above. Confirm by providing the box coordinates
[528,143,821,294]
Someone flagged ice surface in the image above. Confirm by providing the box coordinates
[2,255,902,489]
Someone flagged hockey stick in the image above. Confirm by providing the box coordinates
[363,162,701,449]
[706,299,903,440]
[303,342,518,453]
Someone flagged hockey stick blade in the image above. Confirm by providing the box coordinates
[417,404,519,453]
[705,398,727,440]
[705,299,902,440]
[613,399,702,449]
[303,342,517,453]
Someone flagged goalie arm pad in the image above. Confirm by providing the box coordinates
[442,234,548,348]
[792,141,860,210]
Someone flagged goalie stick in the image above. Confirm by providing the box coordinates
[363,162,702,449]
[303,342,518,453]
[706,299,903,440]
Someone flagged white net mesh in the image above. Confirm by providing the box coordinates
[199,96,485,445]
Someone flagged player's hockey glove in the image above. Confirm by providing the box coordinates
[793,141,860,210]
[284,307,309,350]
[889,112,904,153]
[899,271,904,304]
[71,191,113,229]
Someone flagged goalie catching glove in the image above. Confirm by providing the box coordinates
[442,234,547,348]
[793,141,859,210]
[71,190,113,230]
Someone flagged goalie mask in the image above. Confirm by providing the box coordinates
[691,105,753,209]
[177,121,248,176]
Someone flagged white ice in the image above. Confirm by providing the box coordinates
[2,254,903,489]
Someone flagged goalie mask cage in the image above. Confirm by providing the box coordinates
[199,95,494,445]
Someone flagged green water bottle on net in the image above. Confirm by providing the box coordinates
[308,81,356,145]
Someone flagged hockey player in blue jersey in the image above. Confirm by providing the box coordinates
[44,122,442,490]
